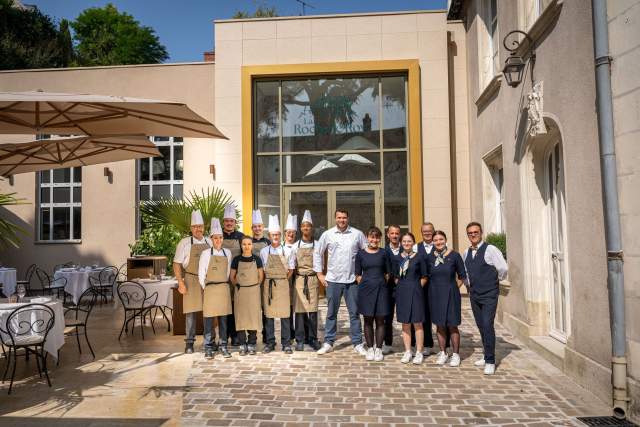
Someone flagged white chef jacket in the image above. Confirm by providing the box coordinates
[288,239,322,271]
[462,241,509,283]
[259,244,293,269]
[198,247,232,288]
[173,236,212,268]
[314,225,368,283]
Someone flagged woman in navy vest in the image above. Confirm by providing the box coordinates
[426,230,467,367]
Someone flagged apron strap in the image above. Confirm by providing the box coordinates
[235,283,259,291]
[268,278,277,305]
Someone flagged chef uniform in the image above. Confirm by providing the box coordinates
[174,210,211,351]
[198,218,233,358]
[260,215,293,353]
[221,204,243,346]
[232,252,263,355]
[284,213,298,344]
[288,210,321,351]
[251,209,271,258]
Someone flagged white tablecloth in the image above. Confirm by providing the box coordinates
[54,268,102,304]
[0,299,65,358]
[114,279,177,309]
[0,268,17,297]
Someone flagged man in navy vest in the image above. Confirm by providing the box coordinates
[463,222,508,375]
[382,224,402,354]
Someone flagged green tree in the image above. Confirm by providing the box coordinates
[0,0,71,70]
[72,3,168,66]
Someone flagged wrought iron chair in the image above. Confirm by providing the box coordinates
[116,281,158,340]
[0,303,55,394]
[63,287,98,359]
[89,266,118,304]
[35,268,67,303]
[16,264,37,296]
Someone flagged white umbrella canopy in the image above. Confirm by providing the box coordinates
[0,91,227,139]
[0,135,161,176]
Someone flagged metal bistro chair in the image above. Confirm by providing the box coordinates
[35,268,67,303]
[0,303,55,394]
[16,264,37,296]
[116,281,158,340]
[63,287,98,359]
[89,266,118,305]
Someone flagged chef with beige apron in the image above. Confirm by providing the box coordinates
[230,235,264,356]
[284,213,298,343]
[198,218,233,358]
[221,203,244,347]
[288,210,321,351]
[259,215,293,354]
[174,210,211,354]
[251,209,270,258]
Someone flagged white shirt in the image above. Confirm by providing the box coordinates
[387,242,401,256]
[198,247,232,288]
[288,239,322,271]
[259,244,293,269]
[462,241,509,283]
[413,241,433,255]
[173,236,212,268]
[314,226,368,283]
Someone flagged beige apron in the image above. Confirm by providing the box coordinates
[262,247,291,319]
[183,238,209,313]
[203,250,232,317]
[234,259,262,331]
[222,237,241,259]
[251,239,268,259]
[293,243,319,313]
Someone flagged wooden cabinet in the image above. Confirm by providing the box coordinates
[127,256,167,280]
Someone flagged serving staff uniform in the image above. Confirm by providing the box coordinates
[231,254,263,353]
[395,252,428,324]
[383,243,402,350]
[415,240,437,351]
[427,249,467,327]
[289,238,321,350]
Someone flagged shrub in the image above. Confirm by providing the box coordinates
[485,232,507,259]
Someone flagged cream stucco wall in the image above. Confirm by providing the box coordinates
[214,11,468,241]
[0,62,217,274]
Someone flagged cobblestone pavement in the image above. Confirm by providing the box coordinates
[182,299,609,426]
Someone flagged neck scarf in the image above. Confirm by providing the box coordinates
[399,250,416,278]
[434,246,448,267]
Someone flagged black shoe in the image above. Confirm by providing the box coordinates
[239,345,248,356]
[212,342,219,352]
[248,345,257,355]
[283,346,293,354]
[263,344,275,354]
[220,346,231,358]
[295,343,305,351]
[310,340,322,351]
[205,348,214,358]
[185,343,194,354]
[231,339,241,347]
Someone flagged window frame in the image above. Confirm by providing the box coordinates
[36,167,82,244]
[138,136,184,202]
[478,0,500,90]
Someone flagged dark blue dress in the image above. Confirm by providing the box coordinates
[395,254,427,323]
[427,250,467,327]
[355,249,390,316]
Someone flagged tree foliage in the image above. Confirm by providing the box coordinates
[0,0,73,70]
[72,3,168,66]
[233,2,278,19]
[0,192,28,249]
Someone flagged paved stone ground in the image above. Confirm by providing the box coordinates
[182,299,609,427]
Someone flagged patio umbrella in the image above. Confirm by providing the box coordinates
[0,91,227,139]
[0,135,160,176]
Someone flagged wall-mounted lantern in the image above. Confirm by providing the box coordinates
[502,30,536,88]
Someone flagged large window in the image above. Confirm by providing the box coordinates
[482,146,505,234]
[37,167,82,241]
[138,136,184,201]
[253,74,409,229]
[478,0,499,90]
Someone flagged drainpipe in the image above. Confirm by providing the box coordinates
[591,0,629,419]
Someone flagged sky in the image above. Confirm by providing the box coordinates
[27,0,447,63]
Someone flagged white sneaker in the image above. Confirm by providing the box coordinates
[374,347,384,362]
[484,363,496,375]
[400,351,413,364]
[354,343,367,356]
[381,344,393,355]
[365,347,375,361]
[422,347,431,356]
[317,343,333,355]
[449,353,461,367]
[474,357,486,367]
[435,351,449,365]
[412,352,424,365]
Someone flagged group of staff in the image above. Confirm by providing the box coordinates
[173,204,507,375]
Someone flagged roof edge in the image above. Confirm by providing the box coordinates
[447,0,466,20]
[0,61,215,74]
[215,9,446,24]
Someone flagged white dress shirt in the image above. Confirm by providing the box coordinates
[198,247,232,288]
[413,241,433,254]
[314,226,368,283]
[259,244,293,269]
[387,242,401,256]
[173,236,212,268]
[462,241,509,283]
[288,239,322,271]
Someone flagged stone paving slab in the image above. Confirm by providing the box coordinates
[182,300,609,426]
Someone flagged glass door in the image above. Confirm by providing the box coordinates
[284,186,329,241]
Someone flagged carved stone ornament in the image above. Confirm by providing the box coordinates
[527,81,547,136]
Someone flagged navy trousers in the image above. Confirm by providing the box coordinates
[470,292,498,364]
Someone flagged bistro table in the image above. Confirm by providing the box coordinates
[54,267,103,304]
[0,267,17,298]
[115,278,177,331]
[0,297,65,358]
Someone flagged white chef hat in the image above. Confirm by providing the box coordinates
[252,209,263,225]
[301,210,313,225]
[285,214,297,231]
[191,210,204,226]
[210,217,223,236]
[267,215,281,233]
[223,204,236,220]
